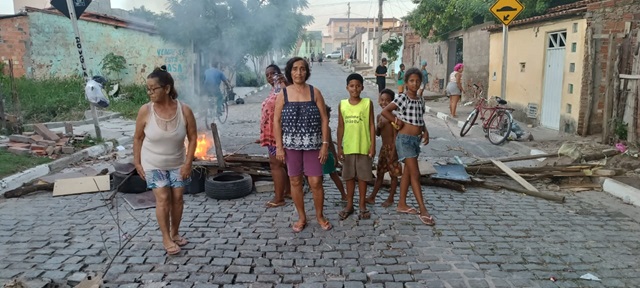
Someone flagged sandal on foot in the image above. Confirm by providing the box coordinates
[318,218,332,231]
[381,200,394,208]
[396,207,419,215]
[338,209,354,220]
[359,210,371,220]
[172,235,188,246]
[365,197,375,204]
[164,244,181,255]
[419,215,436,226]
[265,201,286,208]
[292,221,306,233]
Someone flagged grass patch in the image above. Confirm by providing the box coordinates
[0,150,51,178]
[0,76,149,125]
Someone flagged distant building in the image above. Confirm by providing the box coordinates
[324,17,399,54]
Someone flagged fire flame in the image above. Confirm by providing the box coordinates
[194,133,213,160]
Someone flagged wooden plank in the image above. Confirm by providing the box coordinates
[582,27,595,136]
[33,123,60,141]
[468,153,556,166]
[52,175,110,196]
[418,160,437,175]
[602,34,616,143]
[619,74,640,80]
[210,123,226,168]
[491,160,539,192]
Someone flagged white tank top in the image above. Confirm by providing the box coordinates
[141,101,187,171]
[449,71,459,83]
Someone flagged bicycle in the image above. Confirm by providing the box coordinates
[204,87,233,128]
[459,84,514,145]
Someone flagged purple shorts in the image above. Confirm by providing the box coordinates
[285,149,322,177]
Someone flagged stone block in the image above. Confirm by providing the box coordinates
[255,181,275,193]
[21,131,35,136]
[33,123,60,141]
[9,134,33,143]
[46,146,55,155]
[62,146,75,154]
[30,134,44,142]
[67,272,87,286]
[30,144,45,151]
[37,140,57,146]
[8,147,30,155]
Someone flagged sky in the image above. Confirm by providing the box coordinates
[0,0,417,33]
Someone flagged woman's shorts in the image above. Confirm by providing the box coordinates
[285,149,322,177]
[395,133,422,162]
[446,82,462,96]
[145,168,190,189]
[342,154,373,181]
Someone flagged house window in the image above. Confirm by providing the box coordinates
[569,63,575,72]
[548,31,567,48]
[572,23,578,33]
[571,42,577,52]
[566,104,572,114]
[520,62,526,72]
[339,26,344,32]
[568,84,574,94]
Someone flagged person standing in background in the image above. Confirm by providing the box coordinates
[375,58,388,92]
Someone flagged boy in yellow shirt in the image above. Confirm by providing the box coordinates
[337,73,376,220]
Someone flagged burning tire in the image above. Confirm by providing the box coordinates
[205,172,253,200]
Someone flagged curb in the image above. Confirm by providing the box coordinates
[23,112,123,130]
[601,178,640,207]
[243,84,270,98]
[0,136,130,197]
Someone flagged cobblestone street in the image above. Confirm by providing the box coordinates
[1,62,639,287]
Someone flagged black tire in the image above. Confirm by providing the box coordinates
[204,172,253,200]
[460,109,479,137]
[112,171,147,193]
[217,102,228,124]
[486,110,513,145]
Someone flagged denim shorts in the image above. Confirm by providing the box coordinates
[395,133,422,162]
[145,168,190,189]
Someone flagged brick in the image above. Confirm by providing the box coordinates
[9,142,31,149]
[62,146,75,154]
[8,147,30,155]
[37,140,57,146]
[9,134,33,143]
[30,135,44,142]
[33,123,60,141]
[30,144,45,151]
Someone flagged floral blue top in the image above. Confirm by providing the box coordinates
[281,85,322,150]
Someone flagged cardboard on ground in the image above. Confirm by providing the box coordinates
[490,0,525,26]
[53,175,110,196]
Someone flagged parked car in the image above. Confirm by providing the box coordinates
[325,51,342,59]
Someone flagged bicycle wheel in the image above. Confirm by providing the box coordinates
[460,109,479,137]
[486,110,513,145]
[217,102,228,124]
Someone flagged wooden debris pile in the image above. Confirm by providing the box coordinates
[0,123,85,157]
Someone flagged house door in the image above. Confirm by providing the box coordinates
[541,31,567,130]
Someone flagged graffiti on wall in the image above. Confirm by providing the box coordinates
[157,48,186,73]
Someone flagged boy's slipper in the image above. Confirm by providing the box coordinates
[292,221,306,233]
[359,210,371,220]
[265,201,286,208]
[338,208,354,220]
[396,207,419,215]
[172,235,188,246]
[419,215,436,226]
[164,244,181,255]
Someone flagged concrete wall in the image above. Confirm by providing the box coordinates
[0,15,30,76]
[418,39,448,93]
[25,11,193,87]
[488,17,586,129]
[459,23,492,100]
[582,0,640,136]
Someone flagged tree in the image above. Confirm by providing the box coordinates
[407,0,583,42]
[380,36,403,64]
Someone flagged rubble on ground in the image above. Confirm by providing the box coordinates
[0,124,92,158]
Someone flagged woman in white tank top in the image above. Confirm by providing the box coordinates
[133,65,197,255]
[446,63,464,117]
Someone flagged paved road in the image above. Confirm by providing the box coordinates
[1,61,640,288]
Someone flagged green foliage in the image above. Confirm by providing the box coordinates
[100,53,127,81]
[108,84,150,119]
[0,150,51,178]
[614,119,628,141]
[380,37,403,64]
[407,0,582,42]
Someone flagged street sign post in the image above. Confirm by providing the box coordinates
[489,0,524,99]
[50,0,102,140]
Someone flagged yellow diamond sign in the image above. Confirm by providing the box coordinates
[490,0,525,26]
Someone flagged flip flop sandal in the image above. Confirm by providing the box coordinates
[265,201,286,208]
[396,207,419,215]
[359,210,371,220]
[164,244,181,255]
[172,236,188,246]
[292,221,306,233]
[338,209,354,220]
[318,218,332,231]
[419,215,436,226]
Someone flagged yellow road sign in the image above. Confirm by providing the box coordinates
[490,0,525,26]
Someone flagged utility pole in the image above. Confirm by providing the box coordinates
[346,2,351,48]
[377,0,383,66]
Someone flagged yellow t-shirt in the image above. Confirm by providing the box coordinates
[340,98,371,155]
